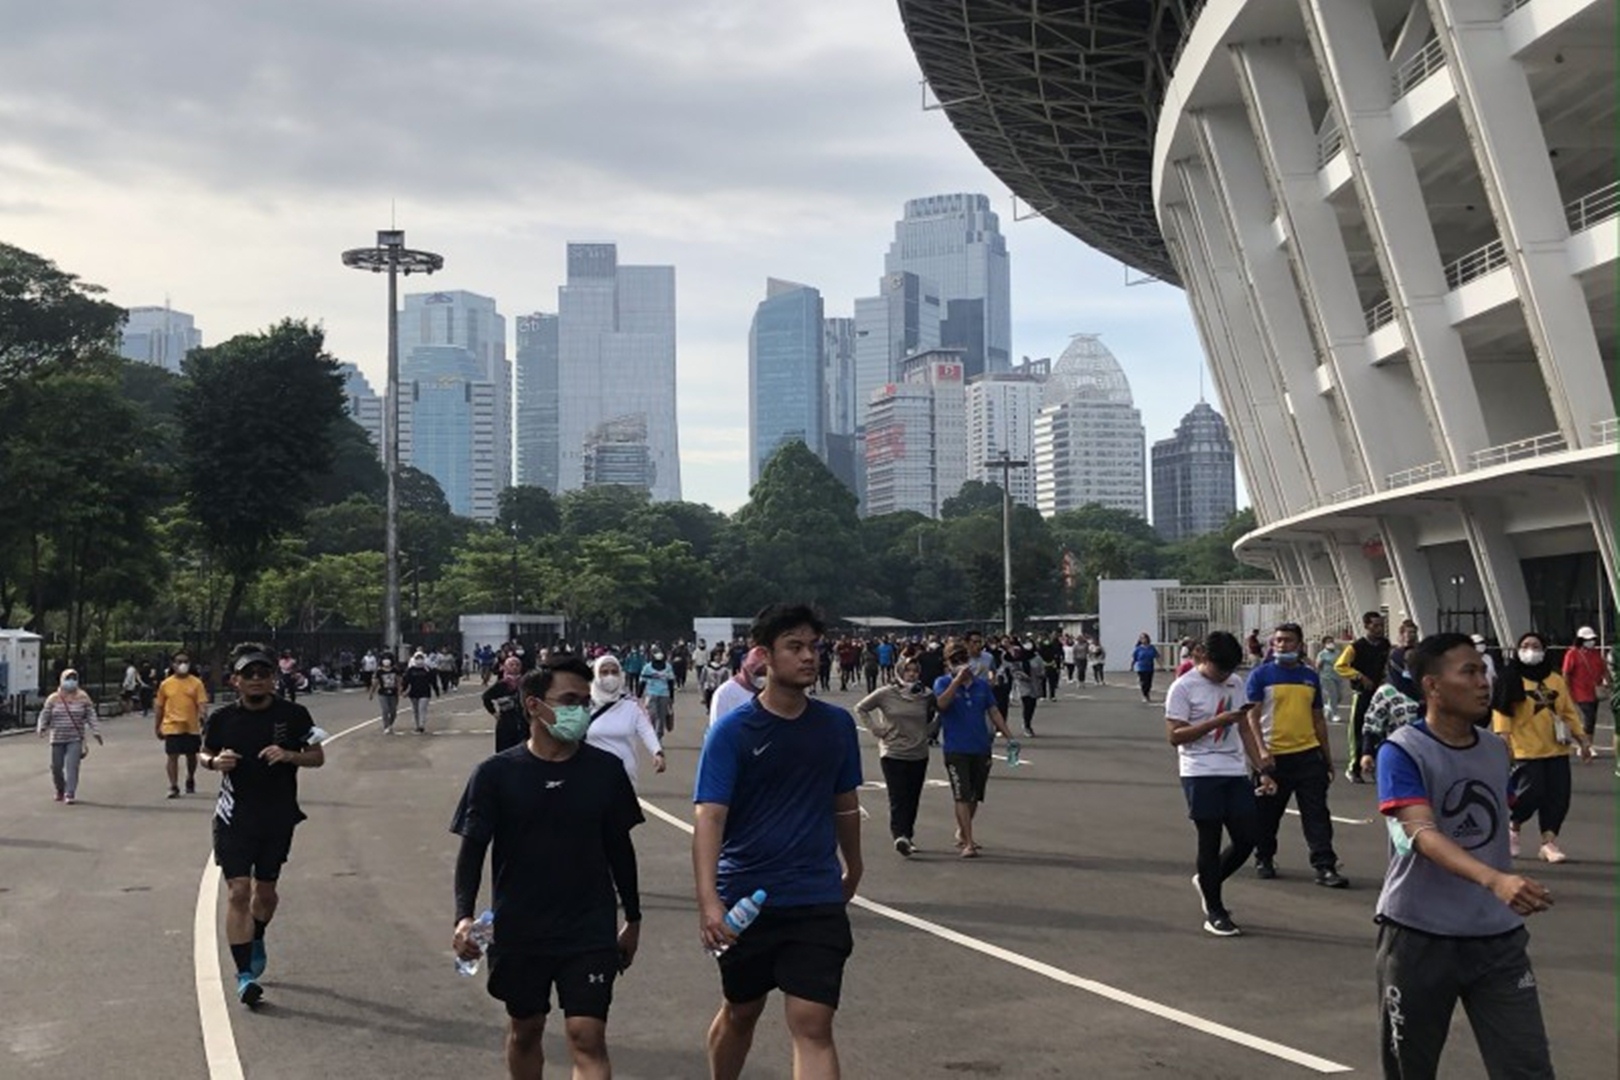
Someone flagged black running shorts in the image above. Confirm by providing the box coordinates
[944,752,992,804]
[488,947,619,1020]
[164,733,202,756]
[717,903,853,1009]
[212,821,296,882]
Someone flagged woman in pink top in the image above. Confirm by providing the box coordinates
[36,668,103,803]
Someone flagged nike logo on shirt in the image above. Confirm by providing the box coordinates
[545,780,565,789]
[753,743,771,757]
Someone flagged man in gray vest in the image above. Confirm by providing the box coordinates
[1375,632,1554,1077]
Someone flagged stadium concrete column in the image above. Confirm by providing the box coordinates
[1379,516,1443,630]
[1192,107,1356,499]
[1294,3,1491,473]
[1459,498,1534,643]
[1227,41,1431,489]
[1427,0,1615,446]
[1163,208,1287,524]
[1583,479,1619,605]
[1174,160,1314,515]
[1322,536,1385,626]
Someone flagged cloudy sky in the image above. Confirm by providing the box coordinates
[0,0,1216,512]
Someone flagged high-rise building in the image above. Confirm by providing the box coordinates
[514,313,560,492]
[557,243,680,500]
[852,271,941,433]
[337,362,384,453]
[400,290,511,493]
[749,279,825,485]
[1033,336,1146,519]
[1152,401,1237,541]
[400,345,505,521]
[884,193,1011,378]
[966,360,1046,508]
[120,305,202,372]
[823,317,857,440]
[863,349,967,518]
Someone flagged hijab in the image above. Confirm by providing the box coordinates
[51,667,88,705]
[732,646,769,689]
[1492,633,1554,713]
[591,654,625,708]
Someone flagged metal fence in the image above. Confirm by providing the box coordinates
[1155,583,1353,649]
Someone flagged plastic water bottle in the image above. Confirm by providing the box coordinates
[456,910,494,976]
[1005,740,1022,767]
[707,889,767,957]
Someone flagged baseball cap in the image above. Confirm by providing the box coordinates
[232,648,276,673]
[1469,633,1486,645]
[1576,626,1597,642]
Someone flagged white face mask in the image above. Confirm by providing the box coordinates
[175,663,190,675]
[1518,648,1545,666]
[596,673,623,695]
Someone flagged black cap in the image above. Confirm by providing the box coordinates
[232,649,276,673]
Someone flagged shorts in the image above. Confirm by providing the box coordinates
[488,947,619,1020]
[164,733,202,756]
[1180,774,1258,822]
[213,821,296,882]
[944,752,992,803]
[718,904,852,1009]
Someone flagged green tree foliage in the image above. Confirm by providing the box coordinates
[0,243,125,388]
[1048,503,1164,610]
[251,551,385,632]
[558,485,651,539]
[176,320,346,636]
[305,495,385,556]
[1158,508,1269,585]
[940,479,1006,519]
[307,417,386,507]
[734,440,861,608]
[497,485,561,540]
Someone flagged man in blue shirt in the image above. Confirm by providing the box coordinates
[935,638,1014,858]
[693,603,864,1080]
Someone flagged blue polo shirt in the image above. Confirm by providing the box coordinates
[934,675,997,755]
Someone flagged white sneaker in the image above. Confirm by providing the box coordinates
[1509,825,1521,858]
[1539,839,1567,864]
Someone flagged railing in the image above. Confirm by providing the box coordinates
[1468,430,1568,469]
[1566,180,1619,234]
[1326,482,1370,503]
[1593,417,1618,445]
[1444,237,1508,290]
[1393,36,1447,98]
[1386,461,1447,489]
[1318,121,1344,168]
[1365,297,1396,333]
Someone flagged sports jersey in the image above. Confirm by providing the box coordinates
[1245,661,1323,754]
[202,698,315,834]
[693,696,862,909]
[1164,668,1248,777]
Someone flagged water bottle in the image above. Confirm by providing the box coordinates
[707,889,767,957]
[1005,740,1022,767]
[456,910,494,976]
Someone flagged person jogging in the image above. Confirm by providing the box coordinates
[154,650,209,798]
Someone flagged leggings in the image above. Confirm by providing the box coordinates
[50,740,84,797]
[1020,696,1038,733]
[1194,814,1257,919]
[879,756,928,841]
[1137,669,1155,699]
[1510,757,1572,836]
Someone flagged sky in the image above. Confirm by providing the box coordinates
[0,0,1222,513]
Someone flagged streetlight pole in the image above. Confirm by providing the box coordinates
[984,450,1029,636]
[1449,574,1465,632]
[342,230,443,658]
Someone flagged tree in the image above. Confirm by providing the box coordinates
[558,486,652,539]
[307,416,386,507]
[1159,509,1270,585]
[305,495,385,556]
[733,440,862,612]
[252,552,385,632]
[0,243,125,389]
[941,479,1007,520]
[497,485,561,540]
[176,320,346,640]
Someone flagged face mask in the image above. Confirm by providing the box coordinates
[382,661,393,670]
[1518,648,1545,666]
[651,652,665,662]
[909,681,926,694]
[1275,651,1299,664]
[1474,642,1487,654]
[751,675,767,690]
[597,674,623,695]
[175,663,190,675]
[61,679,78,692]
[547,704,590,742]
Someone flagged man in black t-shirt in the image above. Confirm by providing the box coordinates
[201,644,326,1007]
[452,656,644,1079]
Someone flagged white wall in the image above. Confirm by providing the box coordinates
[1097,579,1180,671]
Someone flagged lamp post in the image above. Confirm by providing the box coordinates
[342,230,443,658]
[984,450,1029,636]
[1449,574,1466,631]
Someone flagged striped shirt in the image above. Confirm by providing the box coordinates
[36,696,100,744]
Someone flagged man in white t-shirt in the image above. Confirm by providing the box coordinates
[1164,631,1276,937]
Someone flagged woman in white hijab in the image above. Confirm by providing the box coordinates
[584,654,665,788]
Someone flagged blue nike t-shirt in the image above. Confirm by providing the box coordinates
[933,675,997,754]
[693,696,863,908]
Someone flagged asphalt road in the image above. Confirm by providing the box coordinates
[1,678,1613,1079]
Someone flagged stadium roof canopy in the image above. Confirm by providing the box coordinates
[897,0,1201,286]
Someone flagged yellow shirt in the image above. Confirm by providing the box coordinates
[1491,672,1584,760]
[155,674,209,735]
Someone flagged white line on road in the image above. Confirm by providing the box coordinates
[195,712,380,1080]
[638,799,1352,1074]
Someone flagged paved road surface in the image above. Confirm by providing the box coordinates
[2,679,1613,1078]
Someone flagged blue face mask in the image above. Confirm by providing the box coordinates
[61,679,79,692]
[1275,651,1299,664]
[547,704,591,742]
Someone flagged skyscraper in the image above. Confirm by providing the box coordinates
[821,316,860,495]
[852,271,941,433]
[1152,400,1237,541]
[556,243,680,500]
[863,349,967,518]
[1033,336,1146,519]
[337,362,383,453]
[884,193,1011,378]
[966,360,1047,508]
[400,290,511,493]
[120,305,202,372]
[514,313,560,492]
[400,344,505,521]
[748,279,825,485]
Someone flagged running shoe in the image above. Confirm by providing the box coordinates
[1509,825,1521,858]
[1255,859,1277,880]
[236,973,263,1006]
[1203,912,1241,937]
[1539,840,1567,864]
[167,787,181,799]
[1315,868,1349,889]
[185,779,196,795]
[250,939,267,979]
[64,794,76,805]
[894,837,914,858]
[53,792,64,803]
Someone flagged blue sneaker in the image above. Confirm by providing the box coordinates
[236,972,263,1007]
[250,939,267,979]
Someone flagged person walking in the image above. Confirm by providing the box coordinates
[1063,636,1078,684]
[368,654,401,734]
[1248,622,1347,888]
[37,668,102,803]
[1089,639,1106,685]
[1132,633,1160,704]
[699,647,731,713]
[1009,646,1042,737]
[482,656,527,752]
[1374,632,1556,1078]
[403,650,437,734]
[200,644,326,1006]
[860,639,881,695]
[1315,636,1344,722]
[623,645,645,699]
[452,656,645,1079]
[709,645,768,728]
[1358,657,1423,783]
[934,637,1014,858]
[1561,626,1610,744]
[120,658,147,716]
[154,650,209,798]
[693,604,863,1080]
[1492,631,1594,863]
[640,647,676,738]
[585,654,665,788]
[853,656,936,857]
[1335,611,1391,783]
[1165,632,1274,936]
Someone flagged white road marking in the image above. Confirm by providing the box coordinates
[1285,808,1374,826]
[638,799,1352,1074]
[196,712,380,1080]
